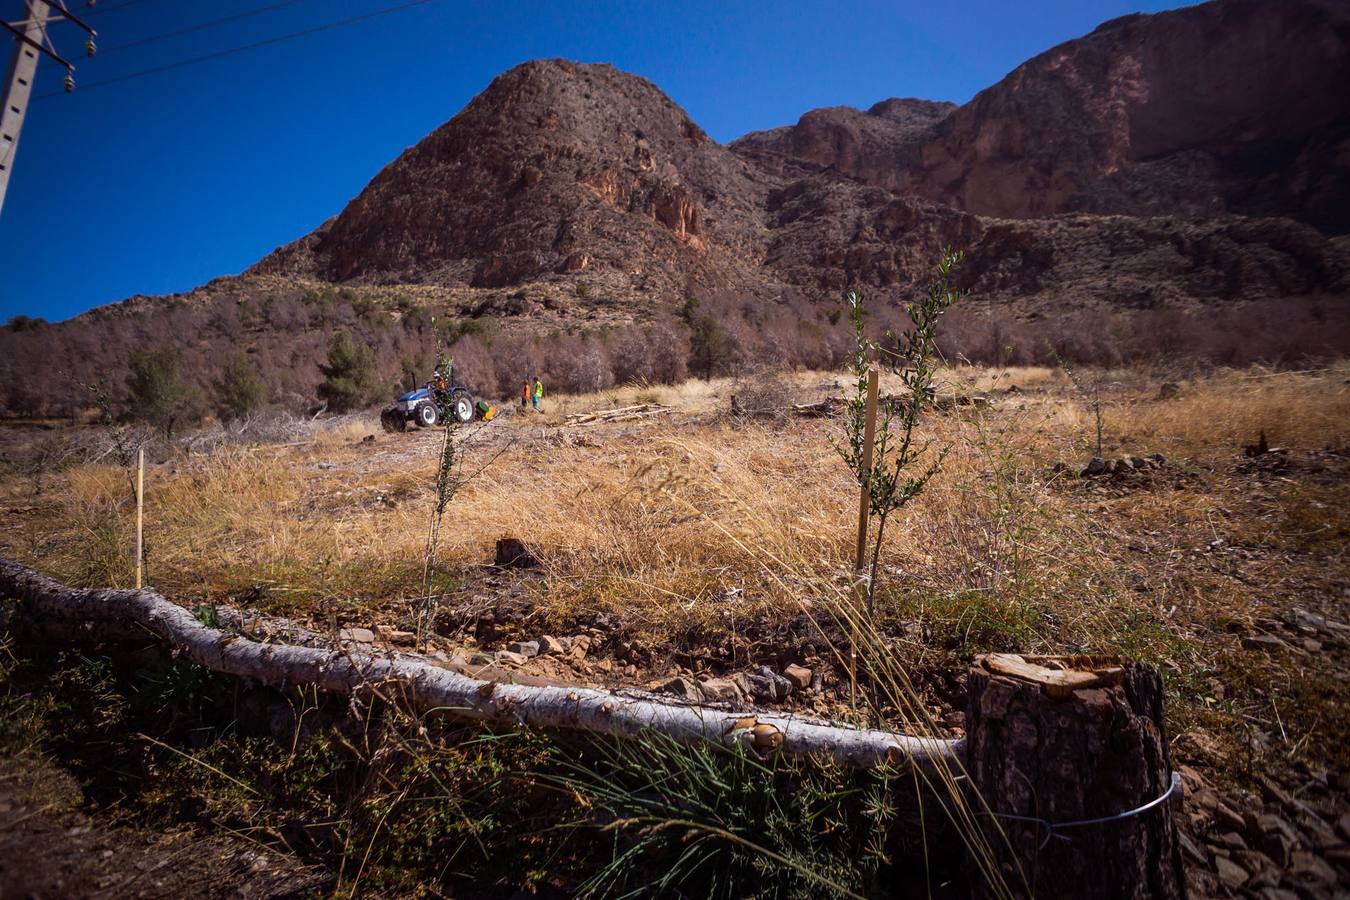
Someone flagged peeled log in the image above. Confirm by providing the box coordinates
[0,560,958,770]
[965,653,1185,900]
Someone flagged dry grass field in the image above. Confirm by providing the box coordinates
[3,364,1347,743]
[1,362,1347,896]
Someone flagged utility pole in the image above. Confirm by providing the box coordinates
[1,0,95,218]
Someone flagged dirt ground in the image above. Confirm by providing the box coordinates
[0,754,323,899]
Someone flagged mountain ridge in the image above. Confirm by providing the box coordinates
[3,0,1348,415]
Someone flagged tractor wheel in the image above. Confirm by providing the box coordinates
[414,402,439,428]
[450,393,474,424]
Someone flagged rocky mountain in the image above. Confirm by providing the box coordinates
[253,59,778,300]
[2,0,1348,416]
[733,0,1350,232]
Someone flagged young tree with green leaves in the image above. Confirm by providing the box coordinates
[837,248,965,610]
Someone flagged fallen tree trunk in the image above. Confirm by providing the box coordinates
[0,559,959,770]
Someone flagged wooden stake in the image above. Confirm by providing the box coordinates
[853,369,879,576]
[850,369,879,712]
[134,446,144,589]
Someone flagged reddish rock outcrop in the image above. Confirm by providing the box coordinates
[305,59,772,295]
[733,0,1350,233]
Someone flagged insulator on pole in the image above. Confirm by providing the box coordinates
[86,37,96,56]
[63,70,74,92]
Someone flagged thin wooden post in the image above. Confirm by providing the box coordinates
[853,368,879,576]
[849,370,879,712]
[134,446,144,589]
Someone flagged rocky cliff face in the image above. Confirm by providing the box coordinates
[253,2,1350,315]
[732,0,1350,233]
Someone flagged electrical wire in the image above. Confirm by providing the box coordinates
[83,0,157,17]
[97,0,312,54]
[36,0,435,98]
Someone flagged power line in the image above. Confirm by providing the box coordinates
[37,0,435,98]
[99,0,312,54]
[84,0,158,17]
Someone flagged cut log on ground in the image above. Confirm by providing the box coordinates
[789,397,844,418]
[0,559,958,770]
[965,653,1185,900]
[564,403,671,425]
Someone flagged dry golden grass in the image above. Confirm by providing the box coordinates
[1,363,1346,764]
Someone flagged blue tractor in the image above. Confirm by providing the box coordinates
[380,374,477,432]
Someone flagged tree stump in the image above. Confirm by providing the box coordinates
[494,537,537,568]
[965,654,1185,900]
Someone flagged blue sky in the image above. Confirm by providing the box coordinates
[0,0,1192,323]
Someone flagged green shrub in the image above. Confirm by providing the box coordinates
[213,352,268,421]
[126,346,203,436]
[317,331,381,412]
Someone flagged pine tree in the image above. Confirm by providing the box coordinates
[213,352,268,421]
[318,331,381,412]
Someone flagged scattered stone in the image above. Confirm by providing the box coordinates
[506,640,540,659]
[1242,633,1287,652]
[783,664,813,691]
[467,652,495,667]
[1257,888,1300,900]
[698,676,747,704]
[1174,729,1225,766]
[1286,851,1337,889]
[1244,813,1296,867]
[495,650,528,666]
[657,676,701,702]
[743,668,792,703]
[569,635,592,660]
[338,627,375,643]
[1291,606,1349,635]
[1232,849,1280,889]
[1215,802,1247,834]
[1178,831,1207,865]
[1214,831,1248,851]
[1214,856,1249,890]
[538,635,568,655]
[375,625,417,646]
[1256,774,1296,810]
[1295,812,1340,850]
[1082,457,1106,477]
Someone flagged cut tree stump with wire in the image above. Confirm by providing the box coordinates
[965,653,1185,900]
